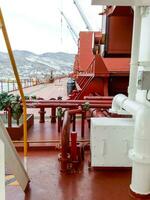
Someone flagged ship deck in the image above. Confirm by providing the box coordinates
[6,78,135,200]
[6,150,132,200]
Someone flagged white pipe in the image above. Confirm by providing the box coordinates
[129,107,150,194]
[100,7,106,55]
[111,94,128,114]
[101,7,106,34]
[128,6,142,100]
[111,94,150,195]
[135,7,150,105]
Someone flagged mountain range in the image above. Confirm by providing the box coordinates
[0,50,75,79]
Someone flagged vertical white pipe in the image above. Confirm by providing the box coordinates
[101,8,106,55]
[136,7,150,105]
[111,6,150,196]
[128,6,142,100]
[130,7,150,195]
[111,94,150,194]
[101,7,106,34]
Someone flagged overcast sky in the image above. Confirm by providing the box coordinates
[0,0,102,54]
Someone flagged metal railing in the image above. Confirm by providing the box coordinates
[77,58,95,87]
[0,79,38,93]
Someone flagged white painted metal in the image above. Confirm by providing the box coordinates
[139,7,150,61]
[101,7,106,34]
[0,139,5,200]
[111,94,142,115]
[136,68,150,106]
[128,7,142,100]
[135,8,150,106]
[100,8,106,55]
[73,0,93,31]
[137,70,150,90]
[91,118,134,167]
[0,117,30,191]
[91,0,150,6]
[111,94,150,194]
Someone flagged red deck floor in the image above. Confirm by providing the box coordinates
[6,151,133,200]
[5,118,137,200]
[27,118,89,140]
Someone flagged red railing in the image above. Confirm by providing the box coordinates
[77,58,95,88]
[74,58,95,99]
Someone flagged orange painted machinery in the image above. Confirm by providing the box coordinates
[69,6,133,99]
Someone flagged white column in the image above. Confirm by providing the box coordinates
[128,6,142,100]
[136,7,150,106]
[111,93,150,194]
[101,8,106,55]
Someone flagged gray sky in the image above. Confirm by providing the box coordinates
[0,0,102,54]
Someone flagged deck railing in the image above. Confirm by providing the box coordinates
[0,75,68,93]
[0,79,38,93]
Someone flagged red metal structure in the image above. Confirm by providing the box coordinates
[70,6,133,99]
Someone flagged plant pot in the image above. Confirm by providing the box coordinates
[0,114,34,140]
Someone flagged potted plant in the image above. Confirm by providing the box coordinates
[0,92,23,125]
[11,95,23,125]
[31,95,37,100]
[0,92,34,140]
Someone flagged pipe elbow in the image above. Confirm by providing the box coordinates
[110,94,127,114]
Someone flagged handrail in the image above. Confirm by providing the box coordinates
[25,99,112,104]
[0,79,37,93]
[77,58,95,87]
[75,75,94,100]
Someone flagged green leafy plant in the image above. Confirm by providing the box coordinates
[31,95,37,100]
[24,95,30,100]
[0,92,14,110]
[0,92,23,121]
[11,95,23,121]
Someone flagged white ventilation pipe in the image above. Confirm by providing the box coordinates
[135,7,150,105]
[100,6,106,56]
[128,6,142,101]
[111,94,150,195]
